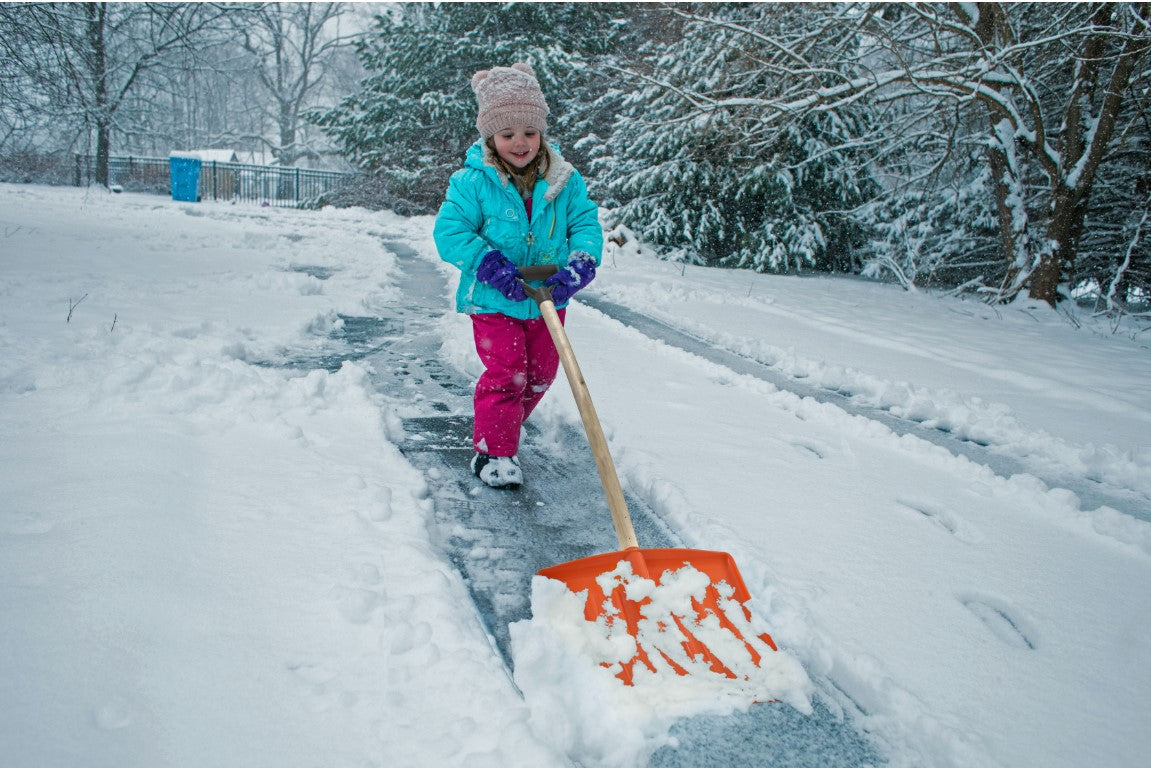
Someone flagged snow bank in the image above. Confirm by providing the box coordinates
[0,185,560,767]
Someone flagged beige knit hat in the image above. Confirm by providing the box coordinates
[471,63,549,139]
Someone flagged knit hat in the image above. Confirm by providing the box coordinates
[471,63,549,139]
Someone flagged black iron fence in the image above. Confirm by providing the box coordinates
[74,154,355,208]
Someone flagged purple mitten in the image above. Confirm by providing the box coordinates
[545,251,596,304]
[477,250,527,302]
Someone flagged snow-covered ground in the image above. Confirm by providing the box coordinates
[1,183,1148,768]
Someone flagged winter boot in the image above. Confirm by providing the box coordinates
[471,452,523,489]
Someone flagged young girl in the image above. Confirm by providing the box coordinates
[433,63,603,489]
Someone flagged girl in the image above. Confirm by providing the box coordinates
[433,63,603,489]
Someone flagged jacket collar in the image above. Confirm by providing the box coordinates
[467,140,574,202]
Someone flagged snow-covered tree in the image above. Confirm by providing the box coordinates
[229,3,356,167]
[595,4,877,272]
[311,2,641,212]
[1073,110,1151,313]
[1,2,363,178]
[660,3,1151,306]
[0,2,228,186]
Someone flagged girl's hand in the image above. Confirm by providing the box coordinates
[544,251,597,304]
[477,250,528,301]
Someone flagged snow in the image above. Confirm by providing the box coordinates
[169,149,239,163]
[2,183,1150,768]
[509,568,812,768]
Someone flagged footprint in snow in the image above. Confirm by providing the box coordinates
[959,593,1038,650]
[790,439,829,459]
[896,497,982,544]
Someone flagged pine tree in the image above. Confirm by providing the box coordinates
[311,3,639,212]
[595,4,877,272]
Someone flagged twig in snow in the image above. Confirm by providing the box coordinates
[110,314,117,332]
[67,294,88,323]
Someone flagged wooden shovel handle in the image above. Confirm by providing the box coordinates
[528,285,639,551]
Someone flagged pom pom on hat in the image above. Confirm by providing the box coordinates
[472,62,549,139]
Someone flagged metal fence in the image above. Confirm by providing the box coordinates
[74,154,355,208]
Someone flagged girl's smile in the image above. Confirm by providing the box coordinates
[493,126,541,169]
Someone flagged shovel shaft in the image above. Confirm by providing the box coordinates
[536,297,639,551]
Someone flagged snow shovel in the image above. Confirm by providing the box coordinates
[520,271,779,686]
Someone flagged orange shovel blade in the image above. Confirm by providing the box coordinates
[537,547,778,685]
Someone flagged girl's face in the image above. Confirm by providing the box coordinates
[492,126,541,169]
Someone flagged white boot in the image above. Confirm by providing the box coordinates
[470,453,523,489]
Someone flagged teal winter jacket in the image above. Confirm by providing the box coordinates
[433,140,603,319]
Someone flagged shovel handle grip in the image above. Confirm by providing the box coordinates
[528,286,639,551]
[519,264,559,281]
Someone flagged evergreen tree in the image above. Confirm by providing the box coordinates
[311,3,639,213]
[595,4,877,272]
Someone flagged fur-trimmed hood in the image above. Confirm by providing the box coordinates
[466,140,575,203]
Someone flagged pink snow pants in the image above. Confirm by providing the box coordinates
[471,309,565,457]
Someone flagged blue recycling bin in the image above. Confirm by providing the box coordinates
[169,155,201,202]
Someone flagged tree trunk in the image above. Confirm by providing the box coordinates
[986,121,1030,299]
[85,2,111,187]
[279,107,296,167]
[987,145,1013,259]
[972,5,1034,300]
[95,123,112,188]
[1027,4,1148,306]
[1030,192,1084,305]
